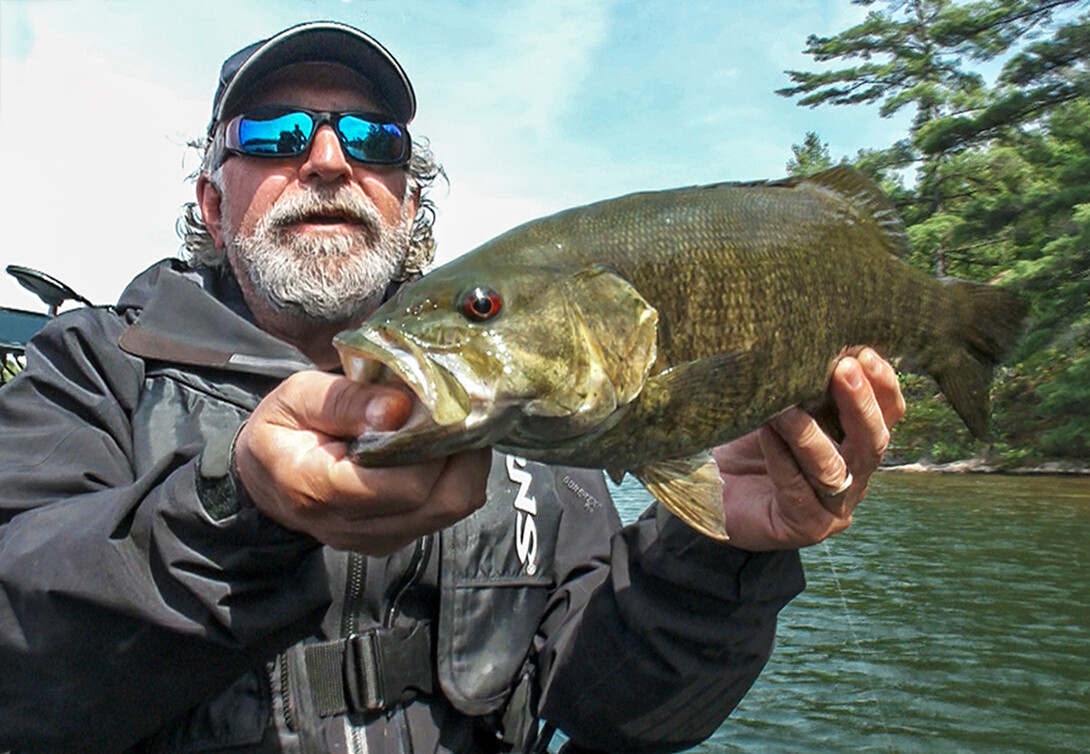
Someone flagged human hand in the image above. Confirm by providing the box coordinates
[233,371,491,555]
[712,348,905,551]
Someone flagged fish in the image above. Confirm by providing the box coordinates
[333,166,1027,540]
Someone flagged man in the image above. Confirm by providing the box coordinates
[0,21,904,754]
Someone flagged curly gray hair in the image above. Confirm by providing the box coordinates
[178,133,445,281]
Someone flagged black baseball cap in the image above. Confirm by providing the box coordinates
[209,21,416,133]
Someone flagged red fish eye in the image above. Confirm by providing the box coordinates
[462,286,502,321]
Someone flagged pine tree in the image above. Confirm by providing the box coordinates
[779,0,1088,276]
[918,1,1089,152]
[779,0,991,275]
[787,132,836,175]
[779,0,1090,462]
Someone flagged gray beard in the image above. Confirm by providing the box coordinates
[228,187,411,324]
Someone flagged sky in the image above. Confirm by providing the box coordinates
[0,0,913,313]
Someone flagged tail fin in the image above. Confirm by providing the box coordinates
[932,281,1028,439]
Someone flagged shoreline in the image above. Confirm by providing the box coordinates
[880,459,1090,476]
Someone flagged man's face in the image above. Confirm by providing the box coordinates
[208,63,418,325]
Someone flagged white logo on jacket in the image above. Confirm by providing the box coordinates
[506,455,538,575]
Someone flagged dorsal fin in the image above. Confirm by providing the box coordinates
[804,166,909,257]
[705,166,909,258]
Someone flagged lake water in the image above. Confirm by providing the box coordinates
[607,473,1090,753]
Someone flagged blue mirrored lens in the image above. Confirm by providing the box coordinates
[236,112,315,156]
[229,110,409,164]
[338,116,407,163]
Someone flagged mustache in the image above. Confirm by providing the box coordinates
[263,188,384,232]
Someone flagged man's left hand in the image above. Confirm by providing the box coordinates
[712,348,906,551]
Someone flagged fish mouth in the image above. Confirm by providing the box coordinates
[333,324,472,427]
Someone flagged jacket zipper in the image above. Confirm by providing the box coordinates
[343,551,368,754]
[342,551,367,637]
[344,537,431,754]
[277,655,296,732]
[274,550,367,741]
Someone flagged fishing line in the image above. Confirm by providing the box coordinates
[821,539,894,745]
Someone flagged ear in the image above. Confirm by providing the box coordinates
[196,175,226,250]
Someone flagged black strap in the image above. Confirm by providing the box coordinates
[304,622,434,717]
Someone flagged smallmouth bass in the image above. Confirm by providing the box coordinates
[334,167,1027,540]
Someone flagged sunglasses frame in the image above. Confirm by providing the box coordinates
[223,106,412,166]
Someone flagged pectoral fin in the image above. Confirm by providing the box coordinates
[592,350,765,468]
[632,452,728,541]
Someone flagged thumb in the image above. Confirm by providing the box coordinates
[271,371,415,438]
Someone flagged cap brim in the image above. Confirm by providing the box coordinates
[213,22,415,127]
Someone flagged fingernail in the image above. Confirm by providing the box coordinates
[859,349,882,378]
[840,359,864,389]
[365,395,392,429]
[366,393,408,431]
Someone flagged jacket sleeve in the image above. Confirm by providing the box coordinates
[0,311,328,754]
[534,469,805,753]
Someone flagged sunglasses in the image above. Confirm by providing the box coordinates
[223,107,411,165]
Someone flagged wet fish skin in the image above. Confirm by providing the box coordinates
[334,167,1027,540]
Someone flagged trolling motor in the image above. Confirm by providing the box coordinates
[1,265,95,384]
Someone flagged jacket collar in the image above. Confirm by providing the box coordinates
[117,260,314,378]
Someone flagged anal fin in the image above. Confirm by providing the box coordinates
[632,452,728,541]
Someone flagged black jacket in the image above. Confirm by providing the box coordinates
[0,260,805,754]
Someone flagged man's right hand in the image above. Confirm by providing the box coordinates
[234,370,491,555]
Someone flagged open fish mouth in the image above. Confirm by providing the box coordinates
[333,325,472,427]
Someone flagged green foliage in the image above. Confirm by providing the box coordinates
[783,1,1090,464]
[920,6,1090,153]
[1036,352,1090,454]
[893,346,1090,466]
[986,344,1090,462]
[1,353,24,385]
[778,0,987,122]
[787,132,836,176]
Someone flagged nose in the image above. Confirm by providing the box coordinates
[299,124,353,184]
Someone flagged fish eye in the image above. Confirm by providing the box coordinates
[461,286,502,322]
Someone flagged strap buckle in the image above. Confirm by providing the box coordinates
[343,623,434,713]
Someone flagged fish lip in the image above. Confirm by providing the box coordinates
[333,325,472,426]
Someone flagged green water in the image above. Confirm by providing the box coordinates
[610,473,1090,753]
